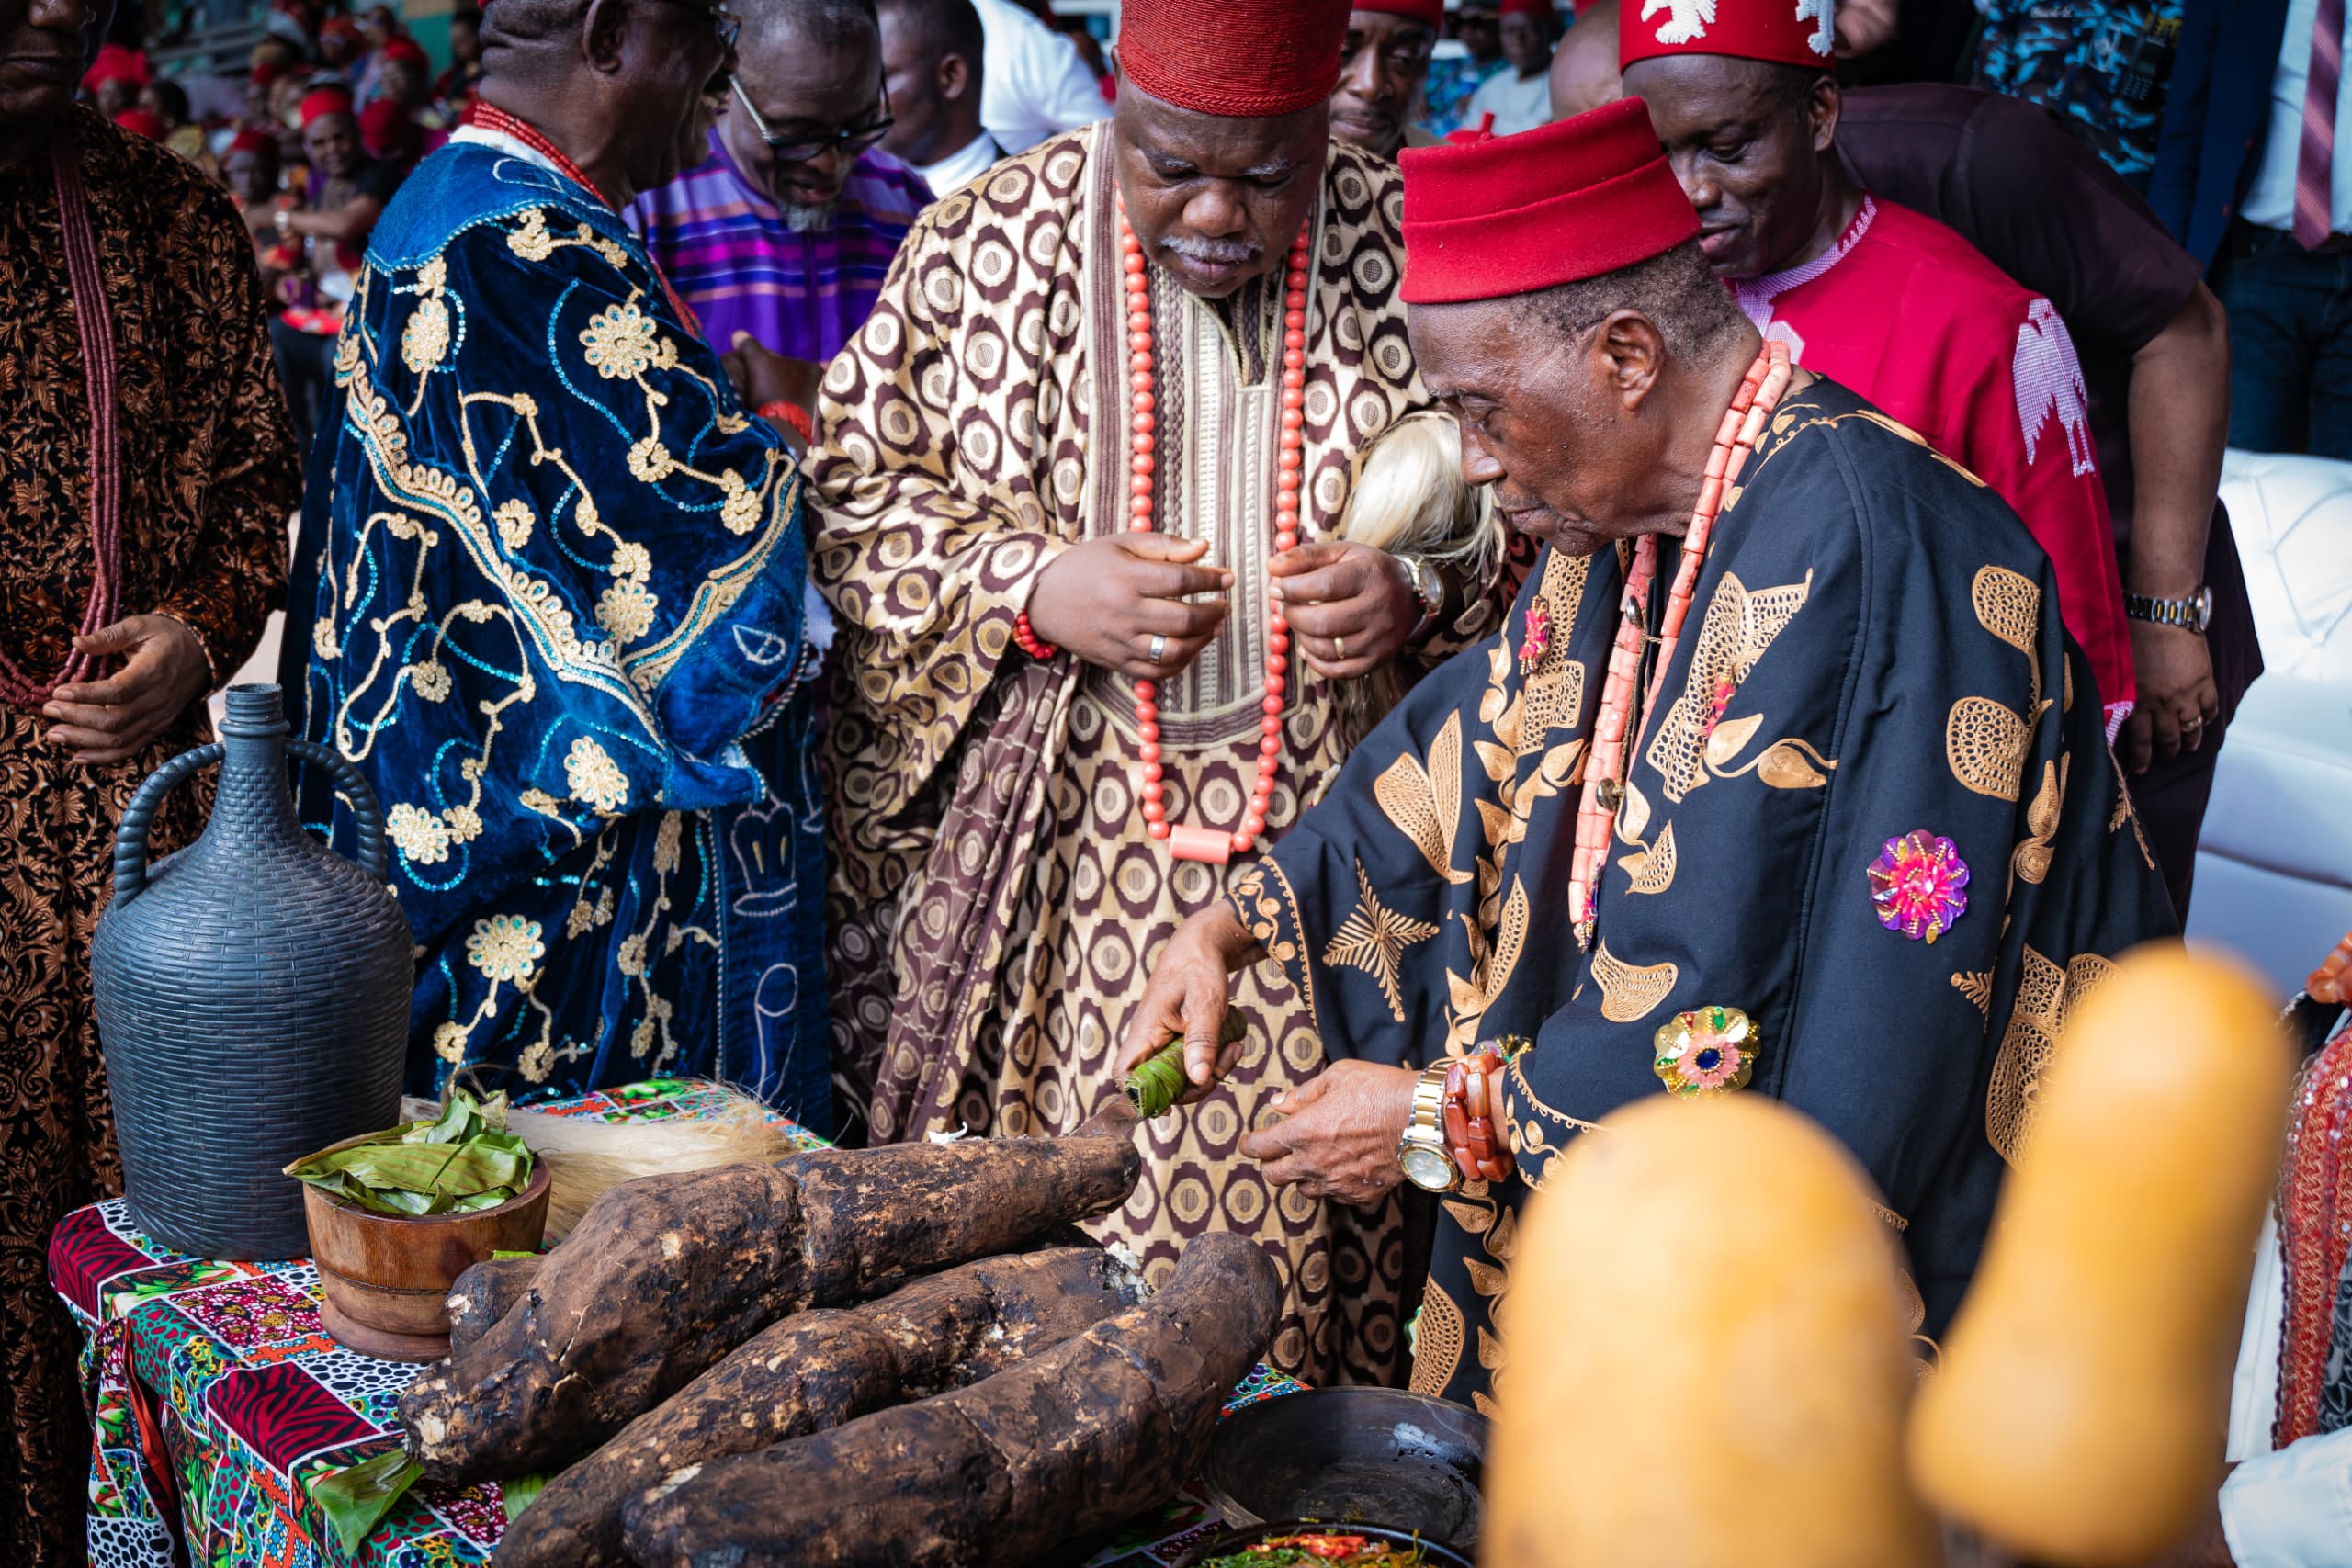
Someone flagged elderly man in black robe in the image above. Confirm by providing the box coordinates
[1125,100,2175,1412]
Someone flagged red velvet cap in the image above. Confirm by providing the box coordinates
[1498,0,1554,16]
[379,36,429,65]
[113,108,167,140]
[1119,0,1351,118]
[1619,0,1836,73]
[299,85,355,127]
[1398,96,1700,303]
[1352,0,1445,28]
[226,127,276,155]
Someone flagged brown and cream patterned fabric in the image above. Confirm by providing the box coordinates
[812,126,1491,1384]
[0,109,296,1566]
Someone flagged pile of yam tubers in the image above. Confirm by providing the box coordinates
[401,1133,1282,1568]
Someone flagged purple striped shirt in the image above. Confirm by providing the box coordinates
[628,130,931,364]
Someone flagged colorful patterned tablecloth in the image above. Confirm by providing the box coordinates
[50,1078,1302,1568]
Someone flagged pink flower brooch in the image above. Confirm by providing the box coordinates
[1867,829,1971,944]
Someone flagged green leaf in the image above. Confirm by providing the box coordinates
[491,1248,538,1260]
[310,1448,421,1554]
[501,1472,546,1523]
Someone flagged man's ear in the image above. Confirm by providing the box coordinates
[582,0,629,75]
[1808,73,1840,154]
[941,51,971,102]
[1598,309,1666,410]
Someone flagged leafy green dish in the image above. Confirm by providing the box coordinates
[1198,1532,1429,1566]
[284,1089,535,1216]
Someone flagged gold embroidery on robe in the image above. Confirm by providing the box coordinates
[1323,860,1441,1023]
[1409,1280,1466,1397]
[1951,968,1994,1017]
[1646,569,1813,803]
[1989,944,2119,1162]
[1947,566,2053,805]
[2012,754,2067,887]
[1374,710,1475,885]
[1618,818,1678,895]
[1591,938,1679,1023]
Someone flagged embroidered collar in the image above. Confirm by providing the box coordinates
[1730,193,1877,328]
[450,123,559,178]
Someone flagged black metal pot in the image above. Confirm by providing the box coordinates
[91,683,413,1258]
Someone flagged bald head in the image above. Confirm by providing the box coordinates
[1549,0,1621,119]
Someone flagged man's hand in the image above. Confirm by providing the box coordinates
[1239,1060,1419,1205]
[1118,906,1264,1098]
[1269,542,1421,679]
[721,331,823,418]
[1025,535,1233,679]
[41,615,211,765]
[2120,620,2221,774]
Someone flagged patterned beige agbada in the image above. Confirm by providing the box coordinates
[809,125,1502,1382]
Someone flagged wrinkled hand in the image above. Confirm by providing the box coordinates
[1117,906,1263,1100]
[721,332,823,419]
[1239,1060,1419,1206]
[41,615,210,765]
[1025,534,1232,679]
[2120,621,2220,774]
[1268,542,1419,680]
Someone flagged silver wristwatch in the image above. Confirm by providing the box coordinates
[1396,1062,1459,1194]
[2123,585,2212,634]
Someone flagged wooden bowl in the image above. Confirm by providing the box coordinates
[299,1145,549,1362]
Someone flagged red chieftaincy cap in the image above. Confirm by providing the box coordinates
[299,85,356,127]
[1352,0,1446,28]
[1397,97,1701,304]
[1117,0,1352,118]
[1619,0,1837,73]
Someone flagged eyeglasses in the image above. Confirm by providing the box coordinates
[645,0,742,54]
[729,74,894,164]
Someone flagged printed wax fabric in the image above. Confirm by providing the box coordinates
[43,1077,1299,1568]
[1237,373,2176,1411]
[1971,0,2181,188]
[0,108,297,1568]
[1730,195,2138,733]
[628,135,933,366]
[812,127,1508,1385]
[283,132,831,1123]
[2277,1013,2352,1445]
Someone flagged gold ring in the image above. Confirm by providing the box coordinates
[1333,636,1346,661]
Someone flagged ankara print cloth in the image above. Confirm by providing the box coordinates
[0,109,296,1568]
[283,130,831,1122]
[1972,0,2181,188]
[1730,195,2138,733]
[810,126,1511,1384]
[1237,372,2176,1412]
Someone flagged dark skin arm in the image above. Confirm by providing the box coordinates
[246,193,384,251]
[2119,283,2229,774]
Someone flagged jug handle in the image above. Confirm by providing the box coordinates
[112,739,390,905]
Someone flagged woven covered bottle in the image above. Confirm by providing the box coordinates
[92,683,412,1258]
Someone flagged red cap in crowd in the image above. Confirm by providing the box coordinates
[251,58,288,86]
[379,36,429,66]
[359,98,413,157]
[226,127,277,156]
[1117,0,1351,118]
[113,107,167,140]
[299,85,355,127]
[1352,0,1446,28]
[83,41,151,95]
[1498,0,1555,16]
[1619,0,1836,73]
[1397,97,1701,304]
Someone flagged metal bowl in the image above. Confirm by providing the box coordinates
[1171,1519,1476,1568]
[1199,1388,1487,1549]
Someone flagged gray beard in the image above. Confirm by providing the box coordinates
[780,198,838,233]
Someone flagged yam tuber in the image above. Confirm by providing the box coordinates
[446,1254,542,1354]
[1487,1094,1939,1568]
[492,1246,1143,1568]
[618,1231,1281,1568]
[401,1136,1140,1482]
[1908,944,2291,1565]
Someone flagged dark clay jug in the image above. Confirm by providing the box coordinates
[91,683,413,1259]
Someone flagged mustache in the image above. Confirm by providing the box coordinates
[1159,234,1261,265]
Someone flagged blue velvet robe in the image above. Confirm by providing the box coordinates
[284,135,830,1123]
[1232,373,2177,1410]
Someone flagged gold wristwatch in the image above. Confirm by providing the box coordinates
[1396,1062,1460,1194]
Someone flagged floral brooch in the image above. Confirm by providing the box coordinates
[1867,830,1971,944]
[1653,1006,1759,1097]
[1517,598,1552,673]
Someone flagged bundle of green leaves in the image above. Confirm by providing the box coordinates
[285,1089,535,1215]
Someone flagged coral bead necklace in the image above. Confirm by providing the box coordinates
[1122,197,1315,865]
[1569,340,1792,950]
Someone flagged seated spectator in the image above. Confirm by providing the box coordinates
[83,39,148,118]
[316,17,365,85]
[138,77,209,164]
[877,0,1001,197]
[435,6,484,114]
[1417,0,1503,137]
[1465,0,1556,134]
[359,97,425,176]
[247,85,401,450]
[632,0,929,398]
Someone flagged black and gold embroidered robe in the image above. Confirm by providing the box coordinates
[1232,372,2175,1410]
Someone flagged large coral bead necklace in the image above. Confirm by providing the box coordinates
[1121,197,1314,865]
[1569,340,1792,950]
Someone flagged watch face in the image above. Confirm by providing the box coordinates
[1400,1143,1457,1192]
